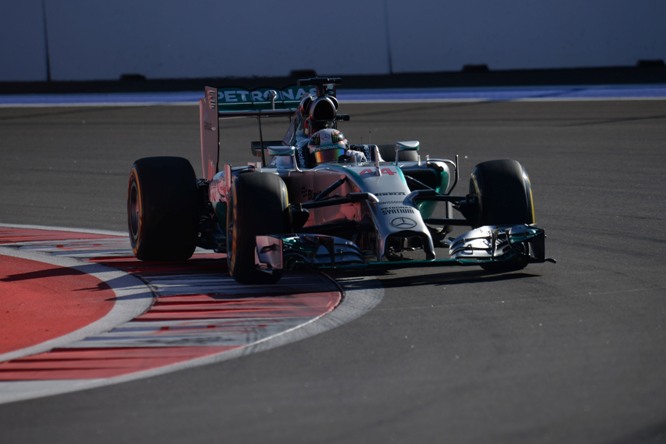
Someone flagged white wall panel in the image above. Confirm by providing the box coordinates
[43,0,389,81]
[0,1,49,82]
[1,0,665,82]
[386,0,666,72]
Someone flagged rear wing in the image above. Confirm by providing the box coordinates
[199,78,343,180]
[199,85,317,180]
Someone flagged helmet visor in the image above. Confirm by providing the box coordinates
[313,147,346,164]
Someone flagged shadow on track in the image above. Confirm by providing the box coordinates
[328,267,541,290]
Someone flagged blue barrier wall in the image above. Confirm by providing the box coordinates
[1,0,665,82]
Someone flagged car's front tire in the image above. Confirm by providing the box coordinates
[226,172,290,284]
[468,159,535,271]
[469,159,535,227]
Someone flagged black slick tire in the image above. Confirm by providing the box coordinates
[469,159,535,271]
[127,156,198,261]
[226,172,289,284]
[469,159,535,228]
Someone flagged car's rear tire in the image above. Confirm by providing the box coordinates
[227,172,289,284]
[468,159,535,271]
[127,156,198,261]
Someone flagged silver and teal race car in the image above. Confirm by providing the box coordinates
[127,77,552,284]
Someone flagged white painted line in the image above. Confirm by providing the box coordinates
[1,84,665,107]
[0,223,125,237]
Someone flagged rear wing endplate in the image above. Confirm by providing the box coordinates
[200,87,219,181]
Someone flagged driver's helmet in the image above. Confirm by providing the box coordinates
[307,128,348,164]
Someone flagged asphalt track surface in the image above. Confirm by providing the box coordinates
[1,98,665,443]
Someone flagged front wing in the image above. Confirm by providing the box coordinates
[254,224,552,274]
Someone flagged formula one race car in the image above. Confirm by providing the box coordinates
[127,77,552,284]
